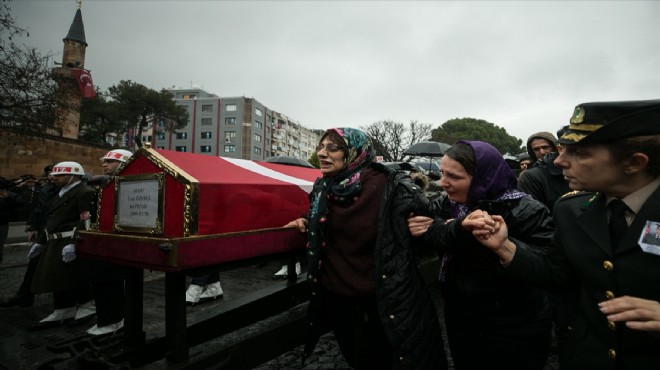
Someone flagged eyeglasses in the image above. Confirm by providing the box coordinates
[315,143,341,153]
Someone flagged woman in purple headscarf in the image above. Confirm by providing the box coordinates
[408,141,554,370]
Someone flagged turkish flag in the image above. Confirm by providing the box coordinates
[70,68,97,99]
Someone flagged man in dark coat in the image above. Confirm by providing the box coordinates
[477,99,660,370]
[0,166,57,308]
[30,161,96,329]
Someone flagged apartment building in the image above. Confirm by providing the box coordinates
[142,88,319,162]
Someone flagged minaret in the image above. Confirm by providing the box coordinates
[52,0,88,139]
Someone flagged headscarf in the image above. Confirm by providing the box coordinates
[449,140,523,218]
[306,127,374,281]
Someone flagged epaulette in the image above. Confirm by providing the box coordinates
[558,191,599,208]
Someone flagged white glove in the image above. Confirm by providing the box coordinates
[62,244,76,263]
[27,243,44,259]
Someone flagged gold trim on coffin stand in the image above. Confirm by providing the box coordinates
[97,145,201,236]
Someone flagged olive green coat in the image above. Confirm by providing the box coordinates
[31,182,96,294]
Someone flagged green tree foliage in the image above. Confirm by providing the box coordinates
[361,120,433,161]
[80,80,189,146]
[432,118,524,154]
[308,151,319,168]
[0,1,59,134]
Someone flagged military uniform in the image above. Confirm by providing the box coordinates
[509,187,660,369]
[31,182,96,294]
[504,99,660,369]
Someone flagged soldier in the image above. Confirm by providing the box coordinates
[476,99,660,369]
[30,161,96,329]
[83,149,133,335]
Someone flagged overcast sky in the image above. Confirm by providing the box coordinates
[8,0,660,143]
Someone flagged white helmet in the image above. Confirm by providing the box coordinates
[100,149,133,163]
[51,161,85,176]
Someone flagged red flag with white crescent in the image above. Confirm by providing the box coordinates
[70,68,97,99]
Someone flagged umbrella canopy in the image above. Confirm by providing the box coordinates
[264,155,315,168]
[382,161,416,171]
[403,141,452,157]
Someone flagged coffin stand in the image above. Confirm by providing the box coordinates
[77,145,319,364]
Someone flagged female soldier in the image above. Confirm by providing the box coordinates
[474,99,660,369]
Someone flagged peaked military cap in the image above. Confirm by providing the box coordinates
[558,99,660,144]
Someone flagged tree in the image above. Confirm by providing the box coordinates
[308,151,320,168]
[0,1,59,134]
[361,120,433,162]
[80,80,189,146]
[432,118,524,154]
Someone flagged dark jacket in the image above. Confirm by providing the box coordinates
[508,190,660,370]
[518,152,571,211]
[31,182,96,294]
[26,182,59,231]
[422,195,553,334]
[0,190,26,225]
[305,163,446,370]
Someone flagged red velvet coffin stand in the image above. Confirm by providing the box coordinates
[77,145,319,272]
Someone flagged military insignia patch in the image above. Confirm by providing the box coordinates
[570,105,585,124]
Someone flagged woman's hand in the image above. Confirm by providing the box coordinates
[408,214,434,237]
[283,218,308,233]
[472,215,516,264]
[599,296,660,333]
[462,210,496,232]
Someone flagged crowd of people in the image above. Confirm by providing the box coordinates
[2,98,660,370]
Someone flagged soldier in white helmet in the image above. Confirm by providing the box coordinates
[84,149,133,336]
[29,161,97,330]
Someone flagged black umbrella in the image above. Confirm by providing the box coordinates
[403,141,451,172]
[403,141,452,157]
[264,155,315,168]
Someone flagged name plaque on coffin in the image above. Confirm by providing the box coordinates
[77,145,320,271]
[115,173,164,233]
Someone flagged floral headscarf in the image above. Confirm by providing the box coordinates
[306,127,374,281]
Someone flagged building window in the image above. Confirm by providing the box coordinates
[254,147,262,155]
[254,134,262,143]
[182,94,196,100]
[142,135,152,142]
[202,104,213,112]
[225,117,236,125]
[201,132,212,139]
[226,104,237,112]
[224,145,236,153]
[200,145,212,153]
[256,108,263,117]
[158,119,166,128]
[224,131,236,142]
[175,146,187,152]
[176,132,188,139]
[255,121,263,129]
[201,118,212,126]
[157,132,165,140]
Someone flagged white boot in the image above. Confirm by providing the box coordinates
[40,307,76,322]
[186,284,204,304]
[199,282,223,301]
[272,263,301,279]
[87,319,124,336]
[75,300,97,320]
[272,265,288,279]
